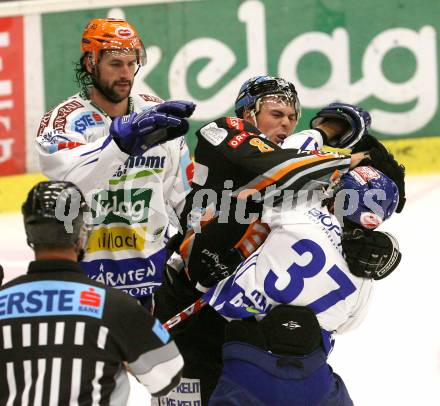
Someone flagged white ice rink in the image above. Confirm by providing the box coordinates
[1,174,439,405]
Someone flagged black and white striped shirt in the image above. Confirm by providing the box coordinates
[0,260,183,405]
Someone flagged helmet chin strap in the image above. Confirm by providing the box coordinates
[250,110,258,128]
[249,97,263,127]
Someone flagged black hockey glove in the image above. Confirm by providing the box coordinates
[310,102,371,149]
[188,247,243,292]
[342,226,402,280]
[352,134,406,212]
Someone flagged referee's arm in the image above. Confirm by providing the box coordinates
[121,302,184,397]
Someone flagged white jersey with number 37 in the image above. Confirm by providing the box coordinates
[204,129,374,353]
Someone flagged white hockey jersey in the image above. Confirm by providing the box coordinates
[36,90,193,300]
[203,129,373,353]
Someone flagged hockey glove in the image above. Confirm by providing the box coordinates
[342,226,402,280]
[137,100,196,150]
[352,135,406,212]
[310,102,371,149]
[110,100,196,155]
[178,229,243,292]
[193,248,243,292]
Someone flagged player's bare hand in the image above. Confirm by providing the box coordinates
[349,151,370,168]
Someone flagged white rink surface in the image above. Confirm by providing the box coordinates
[1,174,440,405]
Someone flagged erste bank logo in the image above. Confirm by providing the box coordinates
[73,111,105,134]
[80,287,102,307]
[0,281,106,319]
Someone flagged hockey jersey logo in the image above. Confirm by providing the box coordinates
[113,155,166,178]
[351,166,381,184]
[72,112,105,134]
[200,122,228,146]
[227,131,254,149]
[87,226,147,253]
[90,188,152,225]
[53,100,84,132]
[83,252,166,299]
[37,108,54,137]
[226,117,245,131]
[0,281,106,319]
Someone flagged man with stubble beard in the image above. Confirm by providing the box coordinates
[36,18,196,310]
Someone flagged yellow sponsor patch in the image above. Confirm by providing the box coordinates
[87,226,147,253]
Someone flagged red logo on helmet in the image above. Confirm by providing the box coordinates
[353,166,380,182]
[360,212,382,229]
[116,27,134,39]
[80,288,101,307]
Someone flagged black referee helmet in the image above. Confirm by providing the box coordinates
[22,181,89,253]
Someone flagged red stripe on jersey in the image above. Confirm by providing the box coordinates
[57,141,84,151]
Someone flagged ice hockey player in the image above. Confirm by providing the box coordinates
[153,76,405,404]
[205,164,400,405]
[0,181,184,404]
[152,77,374,404]
[36,18,195,309]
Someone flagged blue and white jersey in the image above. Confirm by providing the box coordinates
[36,90,193,300]
[204,129,373,353]
[204,207,373,353]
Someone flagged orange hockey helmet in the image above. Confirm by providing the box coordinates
[81,18,147,66]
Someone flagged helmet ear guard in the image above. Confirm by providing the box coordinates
[81,18,147,67]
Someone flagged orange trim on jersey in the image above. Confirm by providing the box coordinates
[237,154,347,199]
[234,219,271,258]
[179,232,194,264]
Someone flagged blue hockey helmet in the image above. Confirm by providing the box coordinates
[333,166,399,229]
[234,76,300,119]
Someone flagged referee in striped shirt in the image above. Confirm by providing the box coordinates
[0,181,183,405]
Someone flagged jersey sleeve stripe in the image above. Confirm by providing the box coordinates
[134,354,184,396]
[236,154,349,197]
[128,341,181,375]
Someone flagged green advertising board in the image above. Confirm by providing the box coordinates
[41,0,440,170]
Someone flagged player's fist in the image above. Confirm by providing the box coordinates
[110,99,196,155]
[155,100,196,118]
